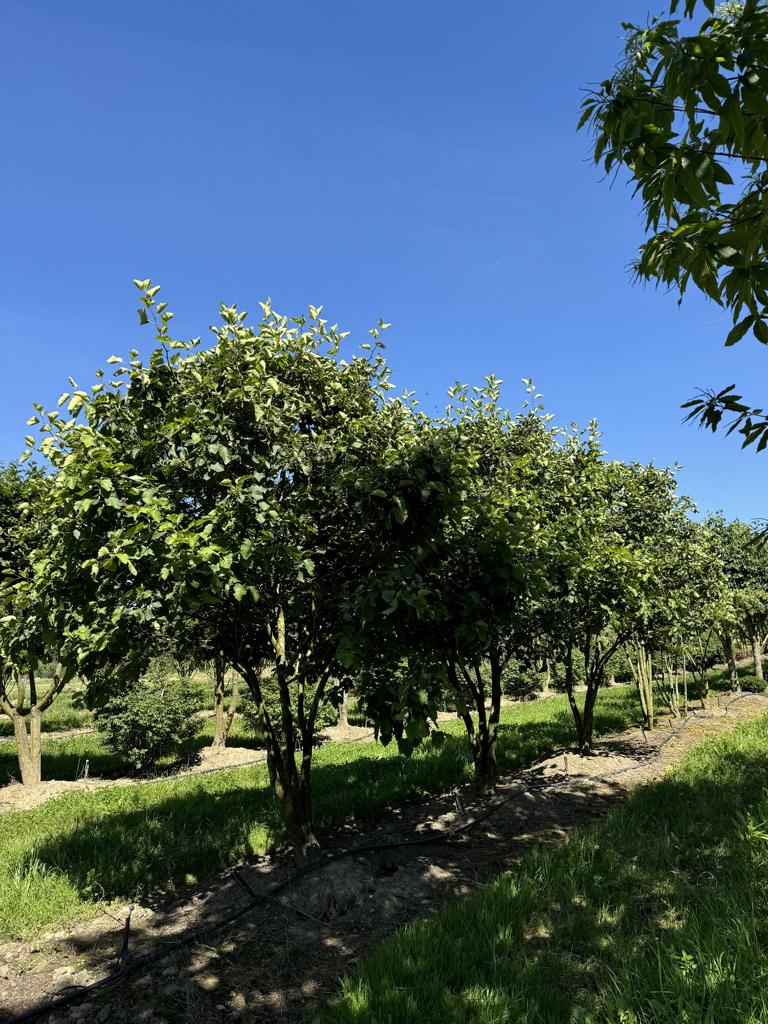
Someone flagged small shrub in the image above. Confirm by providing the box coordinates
[94,662,203,772]
[740,675,767,694]
[498,659,541,700]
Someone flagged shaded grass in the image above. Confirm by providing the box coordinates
[0,689,640,940]
[319,712,768,1024]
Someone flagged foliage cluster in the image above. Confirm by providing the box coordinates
[93,659,203,772]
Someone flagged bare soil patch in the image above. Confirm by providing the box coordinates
[1,694,766,1024]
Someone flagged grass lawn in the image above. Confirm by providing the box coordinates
[0,688,641,940]
[318,712,768,1024]
[0,713,265,784]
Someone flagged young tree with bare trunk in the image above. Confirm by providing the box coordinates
[705,515,768,690]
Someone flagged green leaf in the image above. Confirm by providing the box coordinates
[725,317,754,347]
[754,319,768,345]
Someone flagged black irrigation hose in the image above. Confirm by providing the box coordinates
[2,693,764,1024]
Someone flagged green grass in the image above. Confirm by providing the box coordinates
[0,713,266,784]
[318,712,768,1024]
[0,688,641,940]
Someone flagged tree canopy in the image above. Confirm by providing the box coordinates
[581,0,768,449]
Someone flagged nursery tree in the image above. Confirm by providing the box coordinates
[27,282,410,863]
[350,380,556,791]
[0,464,78,784]
[581,0,768,448]
[539,445,685,752]
[423,380,554,791]
[612,469,719,723]
[705,515,768,684]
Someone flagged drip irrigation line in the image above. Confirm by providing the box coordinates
[1,692,764,1024]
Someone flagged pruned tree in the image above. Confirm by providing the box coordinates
[25,282,411,863]
[350,379,556,792]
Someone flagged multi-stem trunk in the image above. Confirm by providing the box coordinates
[631,645,654,731]
[0,664,75,785]
[449,654,502,794]
[564,641,605,754]
[244,661,321,867]
[211,655,239,749]
[241,607,329,867]
[659,655,680,717]
[12,707,42,785]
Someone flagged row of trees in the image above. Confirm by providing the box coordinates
[1,283,766,862]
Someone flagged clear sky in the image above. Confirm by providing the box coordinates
[1,1,765,521]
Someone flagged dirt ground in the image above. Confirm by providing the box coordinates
[1,694,766,1024]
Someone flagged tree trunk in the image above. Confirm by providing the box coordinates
[753,636,764,680]
[278,757,320,867]
[245,668,321,866]
[473,652,502,793]
[245,606,324,867]
[723,635,740,691]
[12,710,42,785]
[212,655,226,748]
[578,679,599,754]
[211,657,239,749]
[337,688,348,729]
[564,643,599,754]
[449,659,498,794]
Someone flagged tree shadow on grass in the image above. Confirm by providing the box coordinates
[19,708,639,913]
[320,741,768,1024]
[2,768,632,1022]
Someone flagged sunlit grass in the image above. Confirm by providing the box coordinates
[319,712,768,1024]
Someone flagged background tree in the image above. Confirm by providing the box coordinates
[0,464,77,784]
[705,514,768,685]
[623,478,719,724]
[581,0,768,448]
[539,446,686,752]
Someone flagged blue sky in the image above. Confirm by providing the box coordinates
[1,1,765,520]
